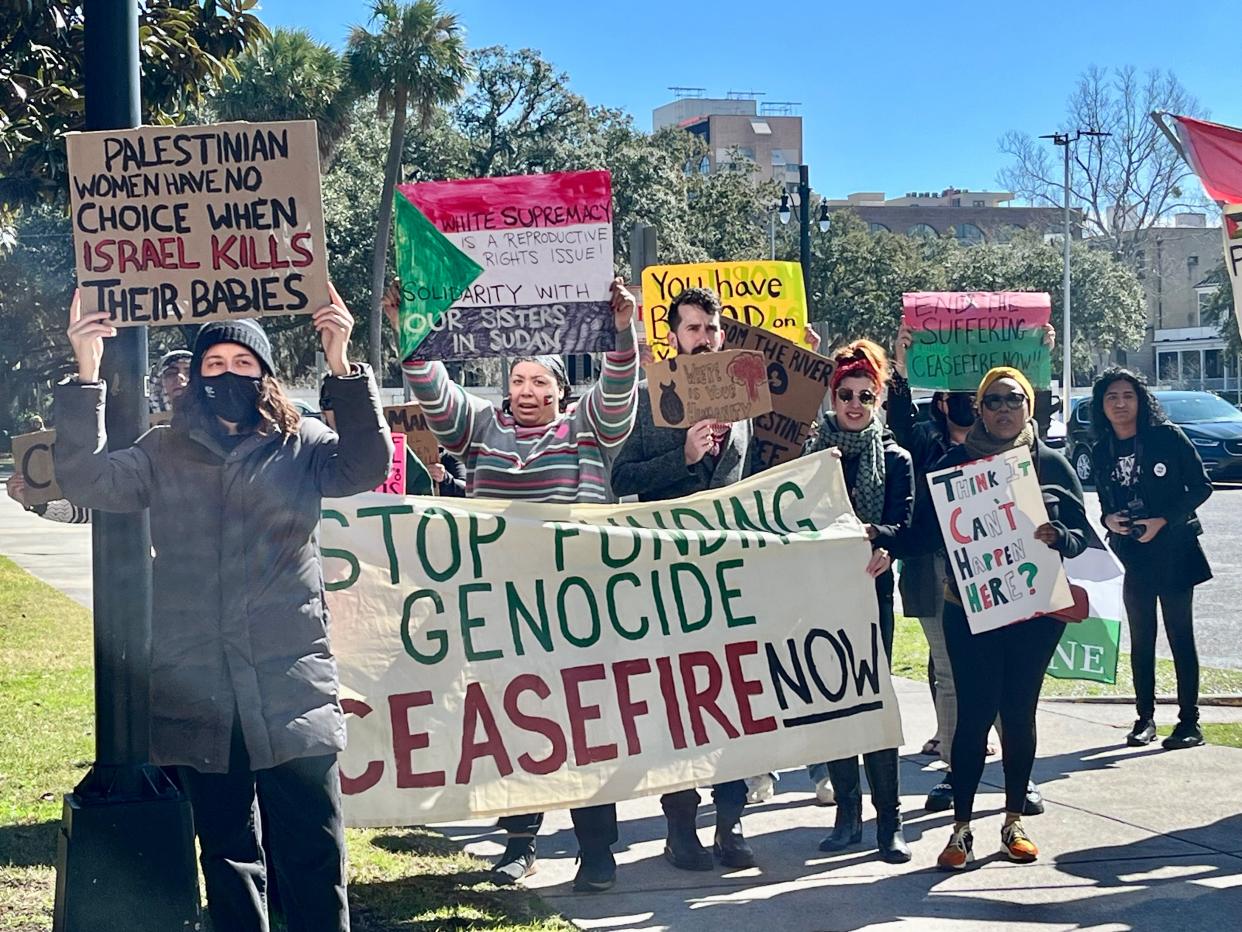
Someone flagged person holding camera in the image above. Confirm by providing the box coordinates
[1089,368,1213,751]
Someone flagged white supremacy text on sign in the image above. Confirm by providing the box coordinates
[322,452,903,825]
[67,120,329,326]
[396,171,615,358]
[927,449,1073,634]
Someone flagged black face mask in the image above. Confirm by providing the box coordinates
[946,394,977,428]
[201,372,262,424]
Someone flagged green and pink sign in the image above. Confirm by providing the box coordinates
[902,292,1052,391]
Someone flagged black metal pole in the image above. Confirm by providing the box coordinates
[53,2,199,929]
[798,164,812,304]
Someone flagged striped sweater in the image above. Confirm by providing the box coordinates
[402,323,638,503]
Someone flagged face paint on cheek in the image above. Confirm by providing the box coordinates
[543,394,555,406]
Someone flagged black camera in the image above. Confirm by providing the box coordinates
[1124,497,1149,537]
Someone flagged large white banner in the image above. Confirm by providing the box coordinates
[927,449,1073,633]
[322,452,903,826]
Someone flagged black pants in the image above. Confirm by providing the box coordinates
[178,719,349,932]
[1124,575,1199,723]
[943,601,1064,822]
[660,780,748,821]
[497,804,618,851]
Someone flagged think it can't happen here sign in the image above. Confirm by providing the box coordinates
[321,451,903,826]
[67,120,330,327]
[927,449,1073,634]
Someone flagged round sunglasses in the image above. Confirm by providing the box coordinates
[836,387,877,406]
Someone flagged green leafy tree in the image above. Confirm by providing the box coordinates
[209,27,353,167]
[346,0,471,374]
[1,0,268,210]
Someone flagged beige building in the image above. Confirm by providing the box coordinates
[822,188,1067,244]
[1129,214,1239,393]
[653,93,802,186]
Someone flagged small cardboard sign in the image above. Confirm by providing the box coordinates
[66,120,329,327]
[902,292,1052,391]
[12,430,62,506]
[927,448,1073,633]
[374,432,407,495]
[646,350,773,428]
[149,409,173,426]
[721,317,832,469]
[382,404,440,465]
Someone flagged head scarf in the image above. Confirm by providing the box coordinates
[975,366,1035,412]
[967,367,1037,458]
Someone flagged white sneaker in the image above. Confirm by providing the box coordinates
[745,772,777,803]
[814,777,836,806]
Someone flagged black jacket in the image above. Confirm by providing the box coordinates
[886,372,955,615]
[890,437,1090,605]
[806,426,914,600]
[1091,422,1212,536]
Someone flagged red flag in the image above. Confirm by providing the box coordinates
[1165,114,1242,203]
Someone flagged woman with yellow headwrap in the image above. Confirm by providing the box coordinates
[889,365,1091,871]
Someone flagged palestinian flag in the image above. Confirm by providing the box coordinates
[1155,113,1242,340]
[1047,524,1125,685]
[391,192,484,362]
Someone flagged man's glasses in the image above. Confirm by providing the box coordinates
[836,388,877,406]
[981,391,1027,412]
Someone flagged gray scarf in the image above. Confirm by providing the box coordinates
[816,413,886,523]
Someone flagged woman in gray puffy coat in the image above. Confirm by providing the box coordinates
[55,286,393,932]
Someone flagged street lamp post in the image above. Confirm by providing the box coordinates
[1041,129,1110,417]
[777,165,832,305]
[53,2,200,929]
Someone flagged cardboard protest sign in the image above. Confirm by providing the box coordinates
[149,410,173,426]
[927,449,1073,633]
[1223,204,1242,340]
[374,433,407,496]
[646,350,772,428]
[66,120,329,326]
[322,450,902,825]
[383,404,440,466]
[12,430,61,506]
[902,292,1052,391]
[721,316,832,469]
[642,261,808,363]
[394,170,616,360]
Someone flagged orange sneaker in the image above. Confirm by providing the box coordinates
[936,825,974,871]
[1001,820,1039,862]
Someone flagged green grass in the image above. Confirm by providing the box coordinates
[0,557,571,932]
[892,614,1242,748]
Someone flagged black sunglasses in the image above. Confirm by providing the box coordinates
[981,391,1027,412]
[836,388,877,406]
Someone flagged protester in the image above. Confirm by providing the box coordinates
[55,288,392,932]
[428,449,467,497]
[611,285,782,873]
[1089,368,1213,750]
[890,366,1090,870]
[152,349,192,413]
[391,277,638,892]
[803,339,914,863]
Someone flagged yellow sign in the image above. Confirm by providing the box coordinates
[642,261,808,361]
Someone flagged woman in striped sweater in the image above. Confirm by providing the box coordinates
[386,277,638,892]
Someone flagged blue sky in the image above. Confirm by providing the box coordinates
[256,0,1241,201]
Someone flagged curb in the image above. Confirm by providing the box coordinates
[1043,694,1242,707]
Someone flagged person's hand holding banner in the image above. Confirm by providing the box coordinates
[610,277,636,332]
[314,282,355,376]
[66,289,115,382]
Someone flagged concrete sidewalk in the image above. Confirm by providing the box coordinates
[439,678,1242,930]
[4,477,1240,930]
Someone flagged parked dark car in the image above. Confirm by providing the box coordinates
[1067,390,1242,484]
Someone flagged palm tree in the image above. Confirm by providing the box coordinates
[347,0,471,374]
[212,28,353,167]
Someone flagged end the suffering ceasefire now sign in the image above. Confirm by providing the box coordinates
[66,120,330,326]
[321,452,903,825]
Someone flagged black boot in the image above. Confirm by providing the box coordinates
[713,802,756,869]
[573,846,616,892]
[662,791,713,871]
[876,813,911,864]
[818,800,862,852]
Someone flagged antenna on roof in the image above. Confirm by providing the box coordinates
[667,86,707,99]
[726,90,766,100]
